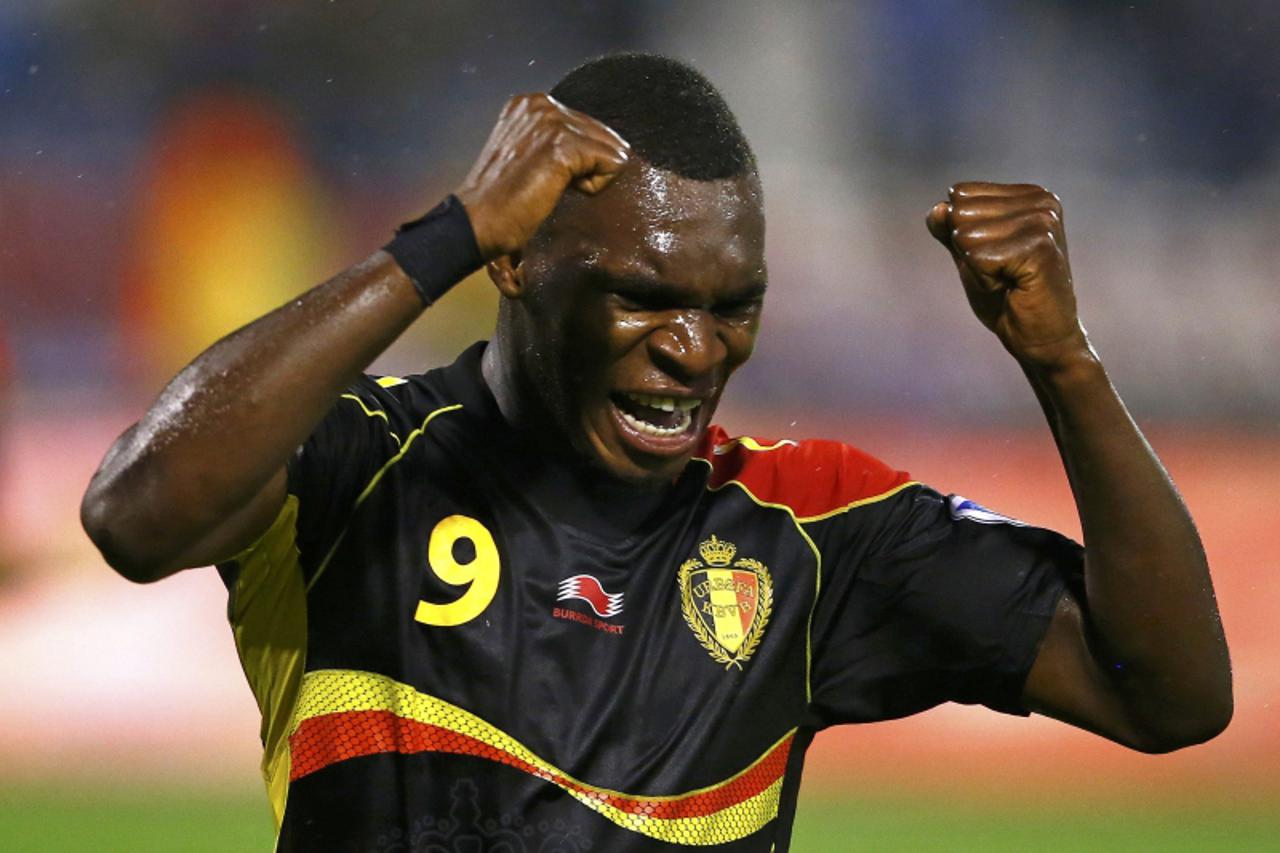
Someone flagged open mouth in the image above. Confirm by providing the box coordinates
[609,391,703,454]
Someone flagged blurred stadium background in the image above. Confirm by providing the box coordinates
[1,1,1277,850]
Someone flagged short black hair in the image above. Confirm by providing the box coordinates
[550,52,756,181]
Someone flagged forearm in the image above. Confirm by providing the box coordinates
[83,250,424,577]
[1026,345,1232,739]
[84,94,630,581]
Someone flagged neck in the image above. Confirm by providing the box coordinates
[480,330,523,427]
[479,331,582,471]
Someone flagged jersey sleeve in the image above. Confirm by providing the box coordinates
[218,374,410,592]
[806,483,1082,726]
[284,376,412,582]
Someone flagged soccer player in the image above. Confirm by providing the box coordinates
[81,54,1231,851]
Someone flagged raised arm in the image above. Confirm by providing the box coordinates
[81,93,630,583]
[926,183,1232,752]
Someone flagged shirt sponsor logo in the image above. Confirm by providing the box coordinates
[677,535,773,670]
[948,495,1026,526]
[554,574,625,635]
[557,574,623,617]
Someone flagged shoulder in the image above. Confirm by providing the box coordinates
[346,369,462,417]
[693,425,915,521]
[315,370,466,452]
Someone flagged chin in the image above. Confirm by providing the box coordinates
[606,453,693,487]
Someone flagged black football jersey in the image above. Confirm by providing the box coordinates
[219,342,1079,852]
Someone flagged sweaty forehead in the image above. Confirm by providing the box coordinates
[535,162,765,278]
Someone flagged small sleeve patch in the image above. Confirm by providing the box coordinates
[947,495,1027,527]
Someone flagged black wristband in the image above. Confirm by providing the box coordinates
[384,194,483,306]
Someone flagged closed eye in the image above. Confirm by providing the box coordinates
[716,282,767,318]
[609,288,670,312]
[599,273,767,315]
[715,296,764,318]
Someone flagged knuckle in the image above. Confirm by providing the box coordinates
[951,201,982,219]
[530,123,555,144]
[956,221,993,238]
[1022,226,1058,254]
[1039,190,1063,212]
[1028,209,1056,229]
[952,228,982,251]
[550,126,581,151]
[522,95,557,120]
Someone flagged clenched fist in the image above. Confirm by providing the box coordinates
[926,182,1090,370]
[456,93,631,261]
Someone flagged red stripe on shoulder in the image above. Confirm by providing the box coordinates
[695,425,912,519]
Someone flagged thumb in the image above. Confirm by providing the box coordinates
[572,171,619,195]
[925,201,953,249]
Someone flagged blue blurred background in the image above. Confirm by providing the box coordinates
[1,2,1277,850]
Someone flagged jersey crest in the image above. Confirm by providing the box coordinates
[678,536,773,670]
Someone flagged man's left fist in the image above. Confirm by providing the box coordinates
[926,182,1089,369]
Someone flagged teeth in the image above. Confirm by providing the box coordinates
[624,392,701,413]
[619,407,693,437]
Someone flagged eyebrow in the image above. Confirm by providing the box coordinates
[598,273,768,305]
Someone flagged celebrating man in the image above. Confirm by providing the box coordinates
[82,53,1230,851]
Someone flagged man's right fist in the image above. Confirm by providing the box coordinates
[455,93,631,260]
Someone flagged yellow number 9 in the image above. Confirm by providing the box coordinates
[413,515,500,627]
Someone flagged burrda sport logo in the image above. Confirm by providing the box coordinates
[553,574,625,635]
[557,574,624,617]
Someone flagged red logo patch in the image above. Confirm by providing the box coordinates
[554,574,625,635]
[556,574,624,618]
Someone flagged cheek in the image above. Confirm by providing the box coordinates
[559,306,628,399]
[608,313,658,357]
[589,309,656,370]
[723,320,761,369]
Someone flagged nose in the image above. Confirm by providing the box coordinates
[647,310,727,385]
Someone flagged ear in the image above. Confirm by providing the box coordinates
[486,250,526,299]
